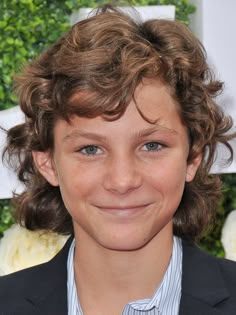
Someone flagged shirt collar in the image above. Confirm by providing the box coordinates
[127,236,182,313]
[67,239,81,315]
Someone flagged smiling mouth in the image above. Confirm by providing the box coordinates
[95,204,152,217]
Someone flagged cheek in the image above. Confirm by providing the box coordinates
[149,163,188,207]
[152,162,187,188]
[55,161,99,204]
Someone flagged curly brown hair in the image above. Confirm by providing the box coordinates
[3,5,235,240]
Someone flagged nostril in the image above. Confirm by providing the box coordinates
[103,165,142,194]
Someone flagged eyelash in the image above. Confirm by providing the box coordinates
[77,141,164,157]
[142,142,164,152]
[78,145,102,156]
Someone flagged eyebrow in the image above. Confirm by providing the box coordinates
[135,126,178,138]
[63,131,107,142]
[63,126,178,143]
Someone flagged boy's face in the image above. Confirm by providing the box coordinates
[33,80,201,251]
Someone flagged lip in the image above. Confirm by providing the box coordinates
[95,204,152,217]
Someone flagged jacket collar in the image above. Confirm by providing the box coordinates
[179,240,229,315]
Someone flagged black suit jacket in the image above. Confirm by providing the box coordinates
[0,237,236,315]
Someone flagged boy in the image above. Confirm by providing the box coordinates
[1,5,236,315]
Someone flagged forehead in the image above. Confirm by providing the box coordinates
[133,79,179,115]
[67,79,179,120]
[54,80,185,140]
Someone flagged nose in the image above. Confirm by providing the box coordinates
[103,155,142,195]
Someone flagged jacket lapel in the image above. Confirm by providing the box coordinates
[179,241,229,315]
[9,236,73,315]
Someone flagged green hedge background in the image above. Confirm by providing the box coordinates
[0,0,236,257]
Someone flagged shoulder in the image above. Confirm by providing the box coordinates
[181,239,236,313]
[212,251,236,290]
[183,240,236,283]
[0,236,72,314]
[0,259,52,294]
[0,261,56,314]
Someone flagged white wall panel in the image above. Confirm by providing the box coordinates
[190,0,236,173]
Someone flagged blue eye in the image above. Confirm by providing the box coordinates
[143,142,162,151]
[79,145,101,155]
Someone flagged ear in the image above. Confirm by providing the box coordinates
[32,151,59,186]
[185,153,202,182]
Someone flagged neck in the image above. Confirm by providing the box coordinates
[73,223,174,315]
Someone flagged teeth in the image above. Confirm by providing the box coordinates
[115,209,132,216]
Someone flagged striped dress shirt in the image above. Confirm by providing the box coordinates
[67,236,182,315]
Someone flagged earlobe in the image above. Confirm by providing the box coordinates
[186,153,202,182]
[32,151,59,186]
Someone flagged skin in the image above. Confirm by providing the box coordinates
[33,80,201,315]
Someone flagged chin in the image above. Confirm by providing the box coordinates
[99,234,156,252]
